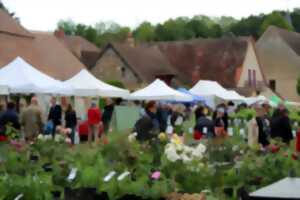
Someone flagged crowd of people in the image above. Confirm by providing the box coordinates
[134,100,295,149]
[0,96,116,145]
[0,96,296,149]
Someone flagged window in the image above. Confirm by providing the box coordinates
[269,80,276,91]
[248,69,257,87]
[121,67,126,77]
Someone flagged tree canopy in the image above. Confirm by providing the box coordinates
[55,9,300,47]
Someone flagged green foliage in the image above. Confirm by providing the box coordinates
[105,80,125,89]
[260,11,294,35]
[230,108,256,121]
[133,22,155,42]
[57,9,300,47]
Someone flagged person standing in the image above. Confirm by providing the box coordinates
[271,108,293,144]
[87,101,102,145]
[134,101,160,142]
[194,106,215,139]
[20,97,43,141]
[213,107,227,137]
[0,102,20,136]
[102,98,114,133]
[48,97,62,138]
[65,104,77,144]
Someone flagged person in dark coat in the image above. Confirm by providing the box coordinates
[65,104,77,144]
[213,104,229,131]
[48,97,62,137]
[194,106,215,138]
[156,103,171,132]
[102,98,114,134]
[0,102,20,135]
[134,101,159,142]
[254,106,270,147]
[270,107,293,144]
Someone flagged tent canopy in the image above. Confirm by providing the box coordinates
[0,57,71,95]
[189,80,244,101]
[0,85,9,95]
[63,69,129,97]
[128,79,192,102]
[250,177,300,199]
[177,87,205,102]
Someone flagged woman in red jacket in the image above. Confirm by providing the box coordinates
[87,101,102,145]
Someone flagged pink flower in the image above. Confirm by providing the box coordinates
[151,171,161,180]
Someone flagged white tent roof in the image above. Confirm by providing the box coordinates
[63,69,129,97]
[250,177,300,199]
[244,95,268,105]
[128,79,192,102]
[0,85,9,95]
[0,57,71,95]
[189,80,244,101]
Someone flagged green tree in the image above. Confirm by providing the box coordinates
[229,15,264,39]
[291,9,300,33]
[57,19,76,35]
[133,22,155,42]
[84,26,98,44]
[260,11,294,35]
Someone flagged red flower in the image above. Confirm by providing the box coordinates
[0,135,7,142]
[193,130,203,140]
[271,145,280,153]
[292,153,298,160]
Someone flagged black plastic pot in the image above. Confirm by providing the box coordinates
[223,187,234,197]
[237,187,250,200]
[64,187,107,200]
[51,190,61,199]
[29,154,39,162]
[42,163,53,172]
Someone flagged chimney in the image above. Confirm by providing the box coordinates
[126,32,135,47]
[54,29,65,39]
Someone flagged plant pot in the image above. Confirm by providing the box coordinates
[29,154,39,162]
[51,190,61,199]
[42,163,53,172]
[223,187,234,197]
[116,194,150,200]
[94,192,109,200]
[64,187,97,200]
[237,187,250,200]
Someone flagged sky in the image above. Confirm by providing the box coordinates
[2,0,300,31]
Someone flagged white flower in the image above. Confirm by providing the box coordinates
[128,134,136,142]
[196,143,206,153]
[165,144,180,162]
[37,134,44,140]
[65,138,72,144]
[45,135,52,140]
[54,135,64,142]
[232,145,239,151]
[181,154,192,163]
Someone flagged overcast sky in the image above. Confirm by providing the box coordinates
[2,0,300,31]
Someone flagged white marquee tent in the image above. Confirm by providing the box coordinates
[0,57,71,95]
[128,79,192,102]
[63,69,129,97]
[0,86,9,95]
[189,80,245,101]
